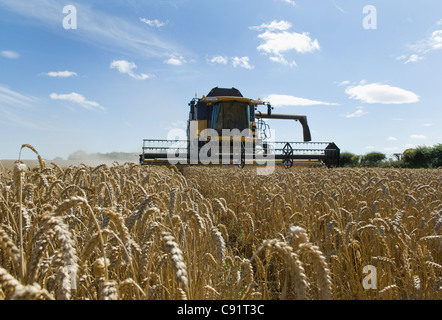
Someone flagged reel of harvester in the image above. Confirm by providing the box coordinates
[282,142,294,169]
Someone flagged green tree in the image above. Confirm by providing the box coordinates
[360,152,386,167]
[403,148,416,167]
[403,146,433,168]
[340,152,360,167]
[430,144,442,168]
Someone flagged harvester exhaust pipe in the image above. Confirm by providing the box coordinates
[255,112,312,142]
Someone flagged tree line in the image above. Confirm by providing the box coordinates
[340,144,442,169]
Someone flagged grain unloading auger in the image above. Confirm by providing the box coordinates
[140,87,340,168]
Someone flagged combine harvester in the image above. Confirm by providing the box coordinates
[139,87,340,168]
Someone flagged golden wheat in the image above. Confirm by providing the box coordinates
[0,147,441,299]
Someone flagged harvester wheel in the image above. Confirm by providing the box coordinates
[283,158,293,169]
[282,142,294,169]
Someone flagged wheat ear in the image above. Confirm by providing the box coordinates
[161,231,189,291]
[98,278,119,300]
[0,227,21,271]
[212,226,226,263]
[299,242,333,299]
[0,267,53,300]
[251,239,309,300]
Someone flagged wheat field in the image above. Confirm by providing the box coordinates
[0,145,441,300]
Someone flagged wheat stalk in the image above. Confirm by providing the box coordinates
[13,162,27,281]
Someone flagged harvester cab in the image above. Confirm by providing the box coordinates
[140,87,340,168]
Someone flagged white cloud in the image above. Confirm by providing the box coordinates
[331,0,346,14]
[412,29,442,53]
[250,20,292,32]
[402,27,442,63]
[44,71,77,78]
[365,146,375,150]
[384,147,400,152]
[50,92,105,111]
[279,0,296,6]
[0,108,51,130]
[345,83,419,104]
[1,50,19,59]
[164,56,186,66]
[396,19,442,64]
[110,60,151,80]
[345,107,368,118]
[0,85,36,108]
[423,123,433,127]
[139,18,168,28]
[250,20,319,66]
[387,136,398,141]
[430,30,442,49]
[257,30,320,55]
[337,80,350,86]
[410,134,426,139]
[0,1,184,59]
[0,87,52,130]
[209,56,228,65]
[404,54,424,64]
[232,56,254,69]
[208,55,258,68]
[269,55,297,67]
[264,94,339,107]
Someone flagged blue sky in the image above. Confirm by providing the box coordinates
[0,0,441,160]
